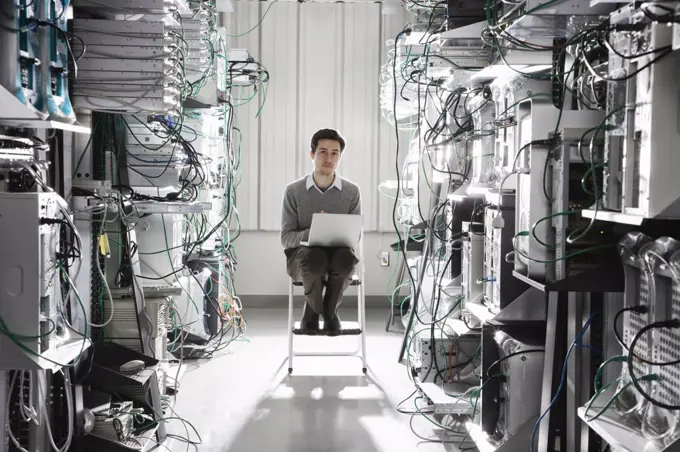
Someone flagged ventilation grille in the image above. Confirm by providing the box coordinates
[625,271,650,377]
[462,240,471,300]
[103,297,169,361]
[656,282,680,406]
[631,131,642,208]
[484,207,500,306]
[606,78,626,130]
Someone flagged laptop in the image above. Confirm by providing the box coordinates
[301,213,363,248]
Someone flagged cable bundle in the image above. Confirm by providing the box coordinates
[72,19,184,114]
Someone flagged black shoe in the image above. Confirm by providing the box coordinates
[300,302,319,334]
[323,312,342,336]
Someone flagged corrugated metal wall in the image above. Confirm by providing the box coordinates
[224,2,407,232]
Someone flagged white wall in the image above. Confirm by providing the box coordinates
[224,1,408,232]
[224,2,410,299]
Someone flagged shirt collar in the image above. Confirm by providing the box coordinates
[306,173,342,192]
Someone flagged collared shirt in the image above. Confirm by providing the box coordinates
[306,173,343,193]
[281,174,362,250]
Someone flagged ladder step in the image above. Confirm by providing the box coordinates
[292,321,362,336]
[293,278,361,287]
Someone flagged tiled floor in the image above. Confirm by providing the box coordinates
[164,308,467,452]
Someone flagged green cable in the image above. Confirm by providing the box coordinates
[594,355,627,392]
[133,415,203,444]
[567,108,626,245]
[581,163,605,196]
[513,232,615,264]
[254,80,269,118]
[529,210,578,249]
[584,374,658,421]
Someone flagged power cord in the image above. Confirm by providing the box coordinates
[614,306,680,366]
[486,349,545,380]
[627,319,680,410]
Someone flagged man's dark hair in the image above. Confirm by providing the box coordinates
[310,129,346,154]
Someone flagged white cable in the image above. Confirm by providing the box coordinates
[18,371,30,422]
[89,202,116,327]
[8,372,30,452]
[36,369,74,452]
[18,371,37,424]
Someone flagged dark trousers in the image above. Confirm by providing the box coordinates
[286,246,358,316]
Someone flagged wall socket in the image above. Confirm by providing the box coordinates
[380,252,390,267]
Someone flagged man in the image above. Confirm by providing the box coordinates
[281,128,362,336]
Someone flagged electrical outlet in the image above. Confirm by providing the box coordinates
[380,252,390,267]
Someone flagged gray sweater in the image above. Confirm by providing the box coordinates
[280,174,362,250]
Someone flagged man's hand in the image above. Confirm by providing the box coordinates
[320,210,326,214]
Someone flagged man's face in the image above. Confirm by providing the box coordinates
[310,139,342,176]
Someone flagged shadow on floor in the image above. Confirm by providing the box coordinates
[222,374,392,452]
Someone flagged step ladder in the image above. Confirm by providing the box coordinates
[286,238,368,375]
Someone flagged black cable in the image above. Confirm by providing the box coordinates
[640,3,680,24]
[612,305,680,366]
[486,349,545,379]
[579,45,672,83]
[461,316,481,331]
[391,27,418,296]
[614,305,646,350]
[627,319,680,411]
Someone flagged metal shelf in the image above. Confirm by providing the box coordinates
[416,379,476,415]
[582,209,646,226]
[85,425,165,452]
[466,288,546,324]
[512,262,624,293]
[0,86,91,133]
[183,97,215,109]
[133,201,212,215]
[465,301,497,324]
[576,384,678,452]
[440,318,478,337]
[512,271,547,291]
[0,119,91,134]
[0,85,44,120]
